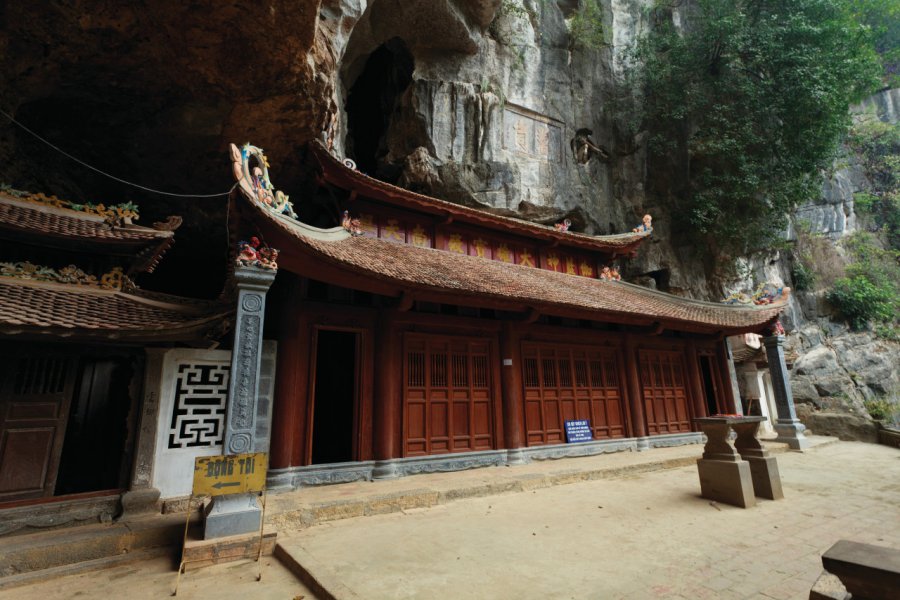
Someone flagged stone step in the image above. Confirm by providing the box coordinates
[0,513,195,588]
[0,546,173,592]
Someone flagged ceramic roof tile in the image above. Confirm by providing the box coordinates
[0,193,174,243]
[312,142,650,254]
[241,195,785,334]
[0,279,231,340]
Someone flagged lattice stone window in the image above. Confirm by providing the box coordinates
[167,362,230,449]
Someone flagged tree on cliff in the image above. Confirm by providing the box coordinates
[635,0,883,256]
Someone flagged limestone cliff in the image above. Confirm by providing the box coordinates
[0,1,896,433]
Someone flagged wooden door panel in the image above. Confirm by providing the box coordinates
[0,355,77,500]
[403,335,495,456]
[640,350,692,434]
[521,344,627,445]
[0,428,54,495]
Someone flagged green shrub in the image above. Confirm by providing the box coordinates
[791,260,816,291]
[827,275,895,330]
[864,397,900,424]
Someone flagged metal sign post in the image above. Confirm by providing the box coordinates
[172,452,268,596]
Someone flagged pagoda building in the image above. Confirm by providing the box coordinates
[227,142,789,487]
[0,188,230,525]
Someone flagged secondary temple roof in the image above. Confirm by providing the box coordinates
[0,278,230,342]
[0,188,230,343]
[0,190,179,273]
[232,144,786,336]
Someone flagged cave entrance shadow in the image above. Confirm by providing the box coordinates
[344,37,413,178]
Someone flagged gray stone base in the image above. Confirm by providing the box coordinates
[203,493,261,540]
[696,458,756,508]
[505,448,526,465]
[522,437,636,461]
[119,488,161,519]
[647,431,705,449]
[263,433,705,491]
[743,455,784,500]
[774,419,812,450]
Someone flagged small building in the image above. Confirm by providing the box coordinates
[228,142,787,487]
[0,188,230,531]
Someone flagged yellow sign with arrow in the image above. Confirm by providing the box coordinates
[192,452,267,497]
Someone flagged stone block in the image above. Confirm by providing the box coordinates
[822,540,900,600]
[696,458,756,508]
[808,571,850,600]
[181,525,276,572]
[742,455,784,500]
[203,493,261,539]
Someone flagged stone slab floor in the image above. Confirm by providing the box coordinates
[3,441,898,600]
[0,555,316,600]
[279,441,899,600]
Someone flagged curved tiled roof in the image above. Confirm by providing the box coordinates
[0,278,231,342]
[311,142,650,255]
[0,193,176,272]
[238,192,785,335]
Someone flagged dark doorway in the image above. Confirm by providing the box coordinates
[345,38,414,177]
[311,330,359,464]
[698,355,721,416]
[55,356,136,495]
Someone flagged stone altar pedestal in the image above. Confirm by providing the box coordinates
[732,418,784,500]
[694,416,768,508]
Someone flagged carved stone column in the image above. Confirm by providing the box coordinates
[762,334,810,450]
[205,265,276,539]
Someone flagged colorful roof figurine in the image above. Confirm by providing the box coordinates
[308,141,649,257]
[0,187,181,274]
[230,142,790,336]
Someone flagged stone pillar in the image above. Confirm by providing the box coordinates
[205,265,276,540]
[500,322,526,465]
[762,334,810,450]
[119,348,166,518]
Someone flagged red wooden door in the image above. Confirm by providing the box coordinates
[0,356,77,501]
[522,344,626,446]
[403,335,494,456]
[639,350,692,434]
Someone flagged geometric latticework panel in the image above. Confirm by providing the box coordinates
[167,363,230,449]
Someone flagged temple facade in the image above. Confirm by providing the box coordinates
[228,143,788,487]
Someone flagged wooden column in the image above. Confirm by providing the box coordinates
[716,340,739,414]
[500,322,526,464]
[372,312,401,478]
[685,340,708,423]
[270,284,310,469]
[623,336,649,449]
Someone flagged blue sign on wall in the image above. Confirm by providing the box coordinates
[565,419,593,443]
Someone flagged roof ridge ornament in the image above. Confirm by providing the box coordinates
[0,261,125,290]
[230,143,297,219]
[0,184,140,226]
[723,282,791,306]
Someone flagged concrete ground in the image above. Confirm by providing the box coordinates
[279,441,899,600]
[4,440,898,599]
[0,555,316,600]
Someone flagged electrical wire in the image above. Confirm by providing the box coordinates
[0,107,235,198]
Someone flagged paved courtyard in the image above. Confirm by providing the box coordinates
[4,441,898,599]
[280,441,899,599]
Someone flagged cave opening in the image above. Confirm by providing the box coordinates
[345,38,414,178]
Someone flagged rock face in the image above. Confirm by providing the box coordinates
[0,1,897,433]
